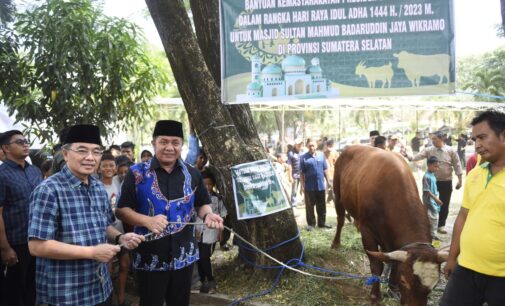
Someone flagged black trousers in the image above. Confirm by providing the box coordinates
[2,244,35,306]
[437,180,453,227]
[304,190,326,227]
[0,257,4,306]
[197,242,215,282]
[440,264,505,306]
[220,216,232,246]
[137,265,194,306]
[458,151,466,168]
[49,294,112,306]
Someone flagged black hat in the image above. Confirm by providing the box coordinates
[64,124,102,146]
[59,127,71,145]
[369,130,380,137]
[0,130,23,145]
[153,120,183,139]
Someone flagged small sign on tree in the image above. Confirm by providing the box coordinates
[231,159,291,220]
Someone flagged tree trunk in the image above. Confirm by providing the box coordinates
[146,0,302,267]
[501,0,505,34]
[189,0,265,153]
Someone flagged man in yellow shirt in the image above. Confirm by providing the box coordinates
[441,110,505,306]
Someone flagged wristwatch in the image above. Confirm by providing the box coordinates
[114,233,124,245]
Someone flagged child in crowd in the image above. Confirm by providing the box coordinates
[273,152,292,203]
[422,156,444,241]
[98,154,131,306]
[140,149,153,163]
[116,160,132,185]
[40,159,53,179]
[196,169,227,293]
[99,154,122,209]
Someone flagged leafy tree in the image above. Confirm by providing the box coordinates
[0,0,165,142]
[0,0,14,25]
[458,47,505,101]
[147,48,179,98]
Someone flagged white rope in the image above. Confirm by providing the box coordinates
[146,221,376,282]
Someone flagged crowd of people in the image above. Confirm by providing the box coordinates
[1,109,504,305]
[0,120,224,306]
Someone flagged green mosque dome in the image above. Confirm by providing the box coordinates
[247,82,262,90]
[307,65,322,73]
[281,55,306,70]
[261,64,282,74]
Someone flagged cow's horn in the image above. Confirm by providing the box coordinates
[366,250,409,263]
[384,250,409,263]
[437,250,449,263]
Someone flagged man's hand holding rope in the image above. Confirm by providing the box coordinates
[203,212,224,230]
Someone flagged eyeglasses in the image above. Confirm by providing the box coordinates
[8,139,29,146]
[66,148,104,157]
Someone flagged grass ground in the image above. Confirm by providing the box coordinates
[214,224,370,306]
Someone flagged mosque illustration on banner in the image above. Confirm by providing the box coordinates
[236,55,340,102]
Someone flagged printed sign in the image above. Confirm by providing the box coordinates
[231,159,291,220]
[220,0,455,103]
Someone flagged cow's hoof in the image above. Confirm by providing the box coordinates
[370,295,381,306]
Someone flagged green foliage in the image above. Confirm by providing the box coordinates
[0,0,14,25]
[147,48,179,98]
[458,46,505,101]
[0,0,166,142]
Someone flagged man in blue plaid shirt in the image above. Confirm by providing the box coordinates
[0,130,43,306]
[28,125,144,306]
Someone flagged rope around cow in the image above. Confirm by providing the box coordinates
[158,221,385,305]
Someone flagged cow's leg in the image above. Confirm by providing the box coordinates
[361,228,383,306]
[331,173,344,249]
[331,196,346,249]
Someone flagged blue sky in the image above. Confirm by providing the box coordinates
[103,0,504,58]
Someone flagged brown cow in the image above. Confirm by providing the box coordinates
[332,145,447,306]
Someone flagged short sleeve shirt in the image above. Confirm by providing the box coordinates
[300,151,328,192]
[0,159,43,245]
[422,171,439,213]
[459,162,505,276]
[28,166,114,305]
[287,150,301,178]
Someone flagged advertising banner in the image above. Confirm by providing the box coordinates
[220,0,455,103]
[231,159,291,220]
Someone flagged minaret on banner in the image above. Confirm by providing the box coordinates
[251,55,261,82]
